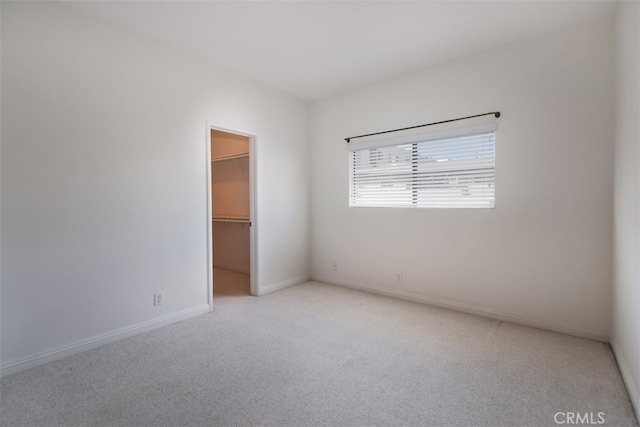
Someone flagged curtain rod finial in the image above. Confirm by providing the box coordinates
[345,138,351,143]
[495,112,501,118]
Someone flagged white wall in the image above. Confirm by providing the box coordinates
[0,2,310,373]
[612,0,640,415]
[311,20,614,340]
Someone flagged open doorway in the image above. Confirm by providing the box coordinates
[207,126,256,300]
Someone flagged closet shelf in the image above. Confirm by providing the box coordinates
[212,153,249,162]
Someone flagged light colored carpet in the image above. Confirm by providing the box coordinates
[1,281,637,427]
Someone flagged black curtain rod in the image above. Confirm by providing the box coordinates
[345,111,500,143]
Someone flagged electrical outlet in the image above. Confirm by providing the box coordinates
[332,262,338,271]
[154,293,164,306]
[396,273,403,282]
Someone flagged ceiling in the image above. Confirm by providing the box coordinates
[65,1,617,101]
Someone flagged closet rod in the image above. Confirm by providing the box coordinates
[212,217,251,225]
[344,111,500,143]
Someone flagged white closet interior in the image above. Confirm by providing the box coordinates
[211,129,250,296]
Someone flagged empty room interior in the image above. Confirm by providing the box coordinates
[1,1,639,426]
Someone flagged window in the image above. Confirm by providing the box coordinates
[349,123,496,209]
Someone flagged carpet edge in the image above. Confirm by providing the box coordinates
[313,276,610,342]
[611,339,640,424]
[0,304,211,377]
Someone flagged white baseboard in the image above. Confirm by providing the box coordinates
[1,304,211,378]
[611,340,640,422]
[314,276,610,342]
[257,275,310,296]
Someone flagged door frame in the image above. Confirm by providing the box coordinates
[206,122,258,308]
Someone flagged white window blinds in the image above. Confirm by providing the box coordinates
[349,123,496,209]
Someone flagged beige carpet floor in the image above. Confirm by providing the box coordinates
[1,280,638,426]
